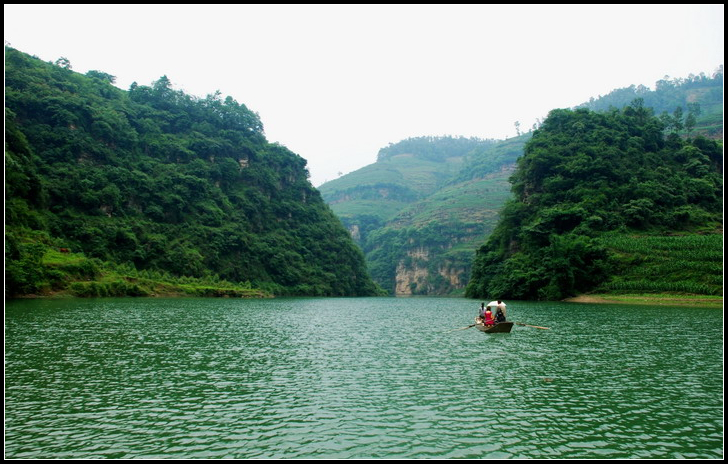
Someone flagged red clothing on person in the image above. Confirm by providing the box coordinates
[484,309,495,325]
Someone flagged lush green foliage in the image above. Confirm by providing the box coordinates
[319,69,723,298]
[5,46,381,297]
[4,231,271,297]
[466,104,723,300]
[452,133,532,183]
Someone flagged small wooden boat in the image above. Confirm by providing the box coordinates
[477,322,514,333]
[474,317,514,333]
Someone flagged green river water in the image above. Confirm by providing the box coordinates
[5,297,723,459]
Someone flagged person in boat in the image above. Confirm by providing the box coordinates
[494,306,506,323]
[483,306,495,326]
[496,300,507,319]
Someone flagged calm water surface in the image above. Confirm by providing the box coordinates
[5,297,723,459]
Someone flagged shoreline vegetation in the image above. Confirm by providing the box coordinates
[6,232,722,305]
[11,278,723,308]
[5,247,274,299]
[465,104,723,302]
[11,276,274,300]
[565,293,723,307]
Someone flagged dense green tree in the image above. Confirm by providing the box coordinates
[467,104,722,300]
[5,46,381,297]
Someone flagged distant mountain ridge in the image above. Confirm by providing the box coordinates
[319,135,528,295]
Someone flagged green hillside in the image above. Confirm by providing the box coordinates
[466,104,723,301]
[4,46,381,298]
[320,135,527,295]
[364,171,514,295]
[323,153,456,227]
[319,136,496,245]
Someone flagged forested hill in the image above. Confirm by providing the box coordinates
[466,102,723,301]
[5,46,381,297]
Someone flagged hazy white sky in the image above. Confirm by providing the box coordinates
[4,4,724,186]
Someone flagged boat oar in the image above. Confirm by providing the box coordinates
[445,323,478,333]
[515,322,550,330]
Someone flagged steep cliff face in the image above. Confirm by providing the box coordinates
[394,247,430,295]
[394,246,467,295]
[365,166,517,295]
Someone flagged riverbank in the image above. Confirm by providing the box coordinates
[9,277,273,299]
[565,293,723,307]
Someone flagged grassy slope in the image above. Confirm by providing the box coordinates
[567,231,723,305]
[320,153,466,222]
[390,170,514,227]
[565,294,722,307]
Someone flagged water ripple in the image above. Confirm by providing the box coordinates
[5,298,723,459]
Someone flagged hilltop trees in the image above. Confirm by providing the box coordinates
[579,68,723,138]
